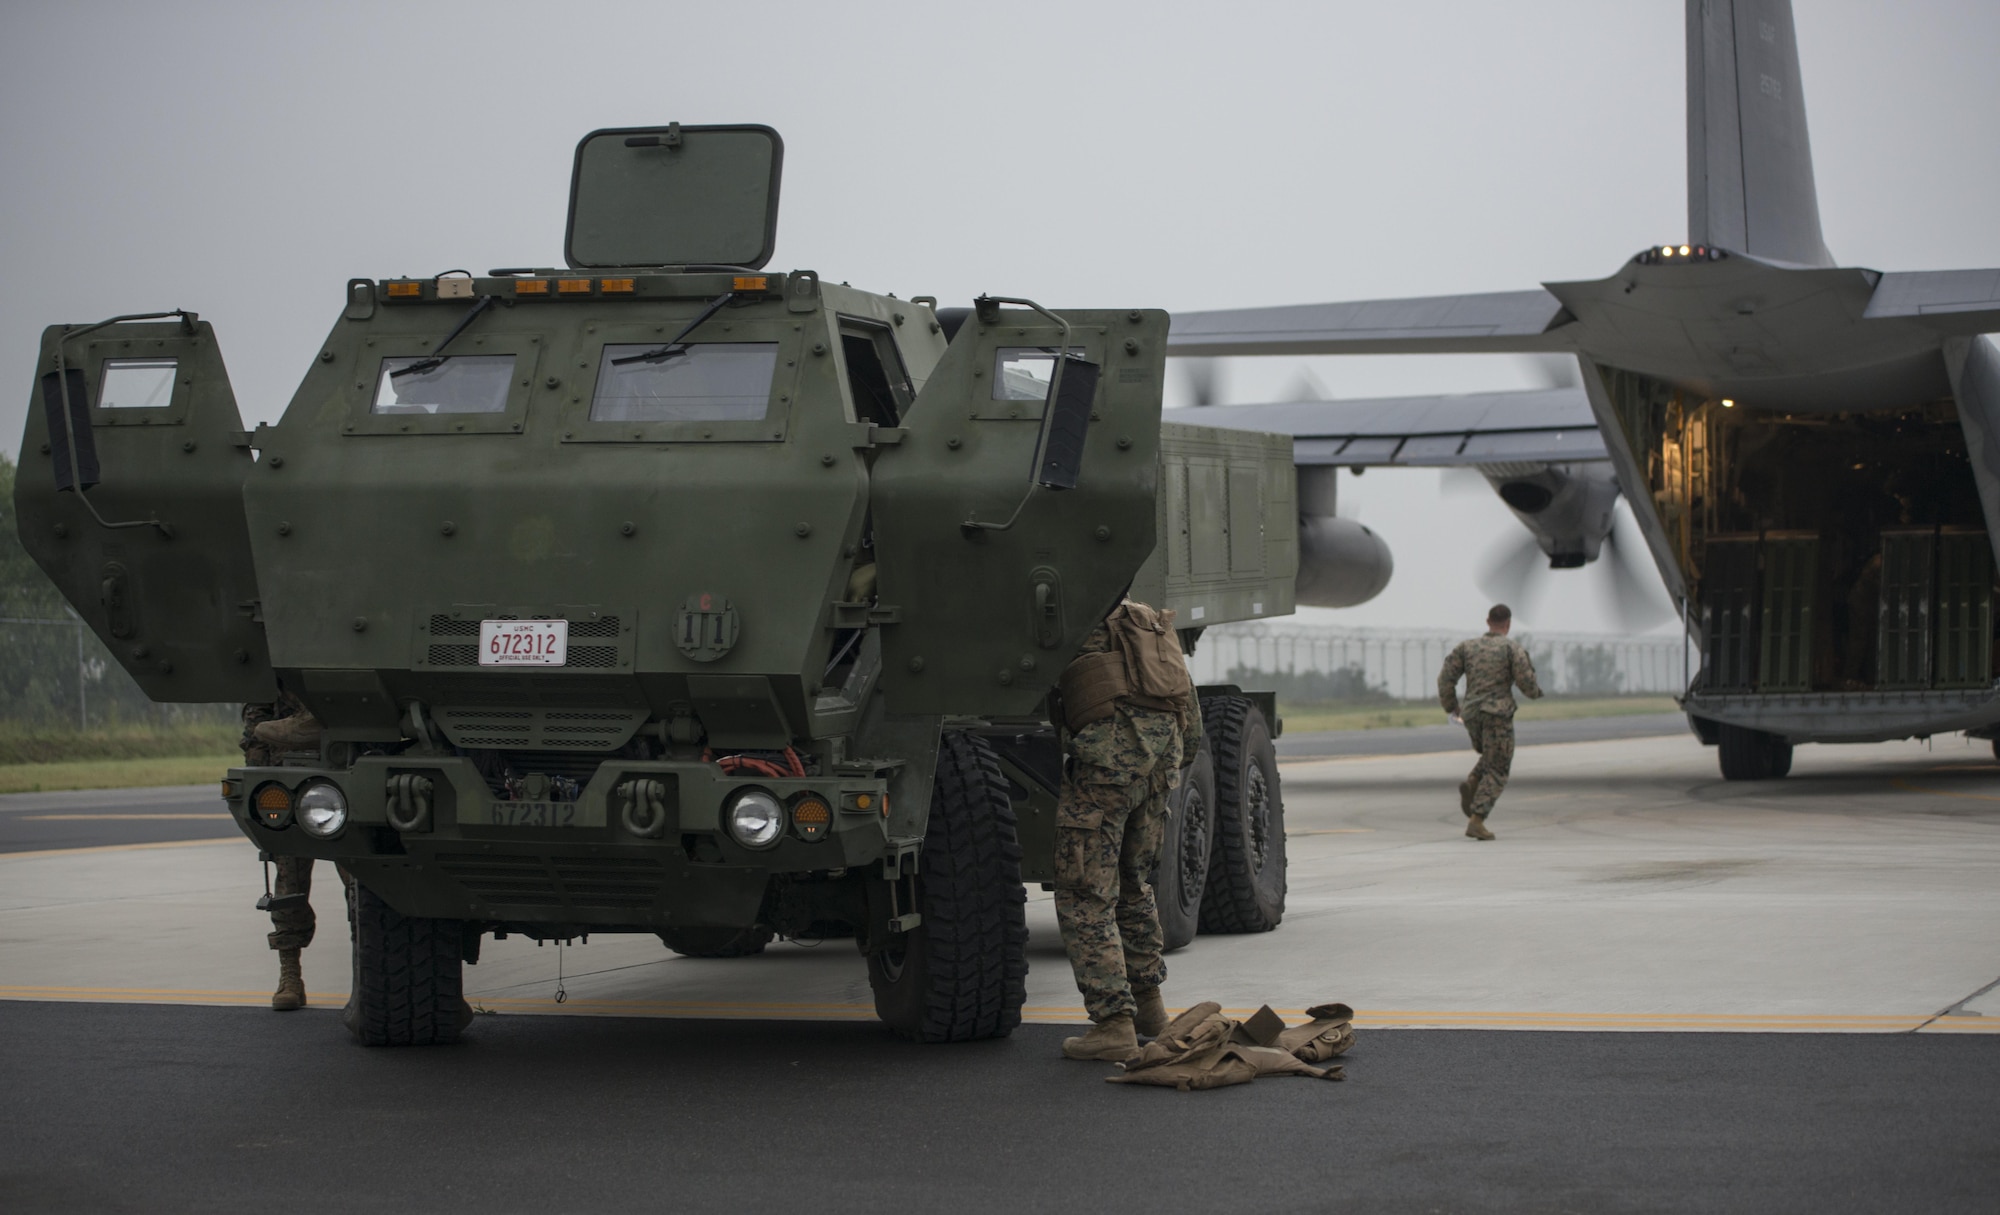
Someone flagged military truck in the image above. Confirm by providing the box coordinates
[15,124,1294,1045]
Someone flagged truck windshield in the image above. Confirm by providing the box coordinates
[591,343,777,422]
[373,356,516,414]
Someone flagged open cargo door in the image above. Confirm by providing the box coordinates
[870,303,1168,717]
[15,316,275,703]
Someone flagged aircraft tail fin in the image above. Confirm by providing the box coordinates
[1686,0,1835,267]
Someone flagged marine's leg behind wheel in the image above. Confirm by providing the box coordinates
[345,882,472,1047]
[867,731,1029,1042]
[1150,746,1215,952]
[1199,694,1286,933]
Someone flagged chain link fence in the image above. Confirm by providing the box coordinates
[1189,621,1685,702]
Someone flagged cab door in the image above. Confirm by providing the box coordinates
[16,318,275,703]
[869,304,1169,717]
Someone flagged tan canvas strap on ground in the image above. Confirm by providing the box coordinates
[1107,999,1351,1090]
[1108,600,1193,705]
[1058,649,1129,731]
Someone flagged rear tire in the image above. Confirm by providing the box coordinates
[1718,724,1790,780]
[659,925,774,957]
[1152,747,1215,952]
[346,882,467,1047]
[1199,695,1286,934]
[868,731,1028,1042]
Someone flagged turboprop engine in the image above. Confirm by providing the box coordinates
[1293,464,1393,608]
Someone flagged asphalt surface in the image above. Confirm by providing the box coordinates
[2,1001,1994,1215]
[0,784,235,854]
[1276,711,1690,759]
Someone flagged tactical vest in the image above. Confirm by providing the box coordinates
[1056,600,1193,731]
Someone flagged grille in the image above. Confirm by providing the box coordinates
[428,644,478,666]
[566,645,618,669]
[437,852,665,911]
[571,617,622,638]
[428,615,480,637]
[435,707,646,752]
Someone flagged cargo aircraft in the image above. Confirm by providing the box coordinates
[1170,0,2000,779]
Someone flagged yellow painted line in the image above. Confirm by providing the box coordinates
[20,813,229,821]
[1891,779,2000,804]
[7,987,1992,1032]
[0,837,238,860]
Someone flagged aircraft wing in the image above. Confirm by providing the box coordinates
[1167,289,1575,357]
[1863,270,2000,336]
[1181,387,1606,466]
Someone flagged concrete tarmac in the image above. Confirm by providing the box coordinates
[1275,711,1690,759]
[3,730,1997,1211]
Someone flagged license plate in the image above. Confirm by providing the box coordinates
[483,800,583,827]
[479,619,568,666]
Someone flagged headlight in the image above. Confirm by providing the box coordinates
[724,789,785,849]
[297,782,349,838]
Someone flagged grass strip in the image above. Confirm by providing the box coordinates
[1279,695,1679,734]
[0,724,239,765]
[0,754,239,795]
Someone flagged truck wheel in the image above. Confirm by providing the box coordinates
[1199,695,1286,934]
[868,731,1028,1042]
[659,926,775,957]
[346,882,468,1047]
[1152,747,1215,952]
[1718,724,1789,780]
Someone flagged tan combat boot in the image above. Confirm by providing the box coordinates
[1459,779,1475,816]
[1133,987,1169,1038]
[271,948,306,1011]
[252,712,324,752]
[1062,1014,1140,1062]
[1466,814,1495,841]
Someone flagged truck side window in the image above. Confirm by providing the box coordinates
[373,356,517,414]
[839,322,912,427]
[98,358,178,409]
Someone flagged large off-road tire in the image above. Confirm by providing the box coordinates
[659,925,775,958]
[1199,694,1286,934]
[1152,747,1215,953]
[1718,724,1790,780]
[345,882,467,1047]
[868,731,1028,1042]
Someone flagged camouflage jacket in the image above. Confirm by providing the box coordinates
[1063,621,1204,781]
[1438,632,1543,718]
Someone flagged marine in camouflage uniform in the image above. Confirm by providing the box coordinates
[243,692,333,1010]
[1436,604,1542,840]
[1053,605,1202,1057]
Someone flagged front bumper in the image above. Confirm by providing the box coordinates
[224,755,891,930]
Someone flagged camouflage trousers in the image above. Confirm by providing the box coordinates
[1462,711,1516,818]
[266,857,357,951]
[1053,761,1172,1023]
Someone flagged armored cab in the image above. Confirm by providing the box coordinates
[15,124,1296,1044]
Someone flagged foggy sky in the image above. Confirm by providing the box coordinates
[3,0,1995,636]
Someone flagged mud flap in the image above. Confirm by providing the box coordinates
[870,305,1168,717]
[15,318,275,703]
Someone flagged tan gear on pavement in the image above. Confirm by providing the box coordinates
[1133,986,1169,1038]
[1466,814,1495,841]
[1106,1000,1351,1090]
[1062,1013,1141,1062]
[271,948,305,1011]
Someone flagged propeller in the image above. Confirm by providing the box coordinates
[1182,359,1224,408]
[1284,366,1330,403]
[1475,500,1675,632]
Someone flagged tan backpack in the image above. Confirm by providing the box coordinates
[1108,599,1194,706]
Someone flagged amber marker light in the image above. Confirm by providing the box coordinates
[732,275,769,292]
[557,278,593,295]
[791,795,833,842]
[385,281,423,298]
[515,279,550,296]
[253,782,294,828]
[601,278,635,294]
